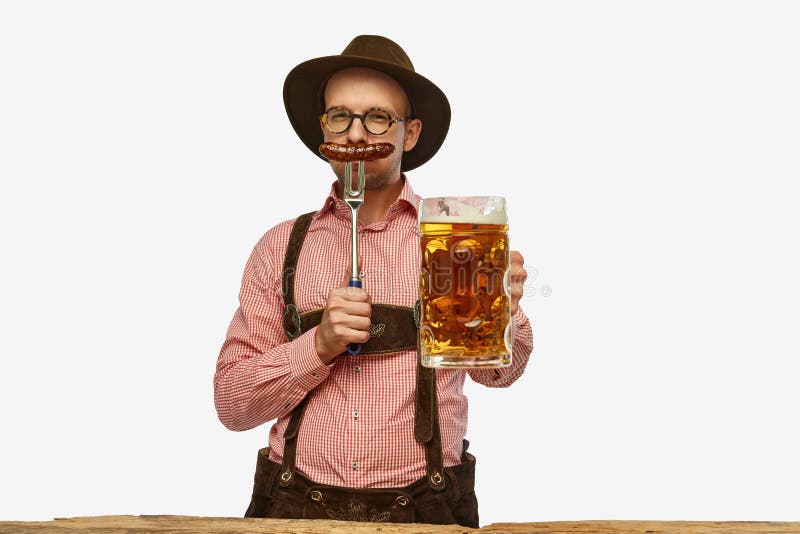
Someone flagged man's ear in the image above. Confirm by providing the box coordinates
[402,119,423,152]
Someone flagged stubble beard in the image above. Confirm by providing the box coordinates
[335,158,402,193]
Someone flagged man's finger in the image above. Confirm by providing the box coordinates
[510,268,528,284]
[329,286,371,303]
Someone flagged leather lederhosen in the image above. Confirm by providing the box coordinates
[244,212,479,528]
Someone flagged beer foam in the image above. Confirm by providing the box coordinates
[419,196,508,224]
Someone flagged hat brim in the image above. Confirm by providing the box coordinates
[283,54,450,172]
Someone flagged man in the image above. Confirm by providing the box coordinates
[214,35,533,527]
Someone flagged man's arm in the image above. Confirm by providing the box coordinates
[469,250,533,387]
[213,233,331,431]
[468,307,533,387]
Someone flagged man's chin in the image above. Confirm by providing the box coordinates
[364,178,391,191]
[335,163,401,192]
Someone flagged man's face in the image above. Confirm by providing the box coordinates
[322,68,422,191]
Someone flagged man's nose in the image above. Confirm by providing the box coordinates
[346,116,368,143]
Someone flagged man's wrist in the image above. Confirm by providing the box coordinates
[290,327,333,389]
[314,329,338,365]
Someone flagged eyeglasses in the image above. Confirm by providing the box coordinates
[320,106,408,136]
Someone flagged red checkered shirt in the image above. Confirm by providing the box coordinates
[214,177,534,487]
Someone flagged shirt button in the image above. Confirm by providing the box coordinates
[354,365,361,373]
[359,270,366,278]
[352,461,358,470]
[353,410,359,420]
[312,373,320,378]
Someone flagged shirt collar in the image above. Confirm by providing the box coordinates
[316,175,420,229]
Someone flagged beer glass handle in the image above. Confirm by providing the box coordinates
[347,278,363,355]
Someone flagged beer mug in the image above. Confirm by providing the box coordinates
[419,196,512,368]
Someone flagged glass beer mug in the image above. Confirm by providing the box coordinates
[419,196,512,368]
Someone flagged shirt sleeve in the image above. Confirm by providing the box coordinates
[467,307,533,388]
[213,231,331,431]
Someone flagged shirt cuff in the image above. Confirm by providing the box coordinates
[289,326,332,391]
[513,306,530,330]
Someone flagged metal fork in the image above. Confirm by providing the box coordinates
[343,160,365,355]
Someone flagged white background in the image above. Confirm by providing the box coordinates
[1,0,799,526]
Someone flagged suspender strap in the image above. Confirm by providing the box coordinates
[414,362,435,443]
[277,212,316,488]
[281,211,315,305]
[414,340,446,491]
[282,212,316,339]
[278,398,309,487]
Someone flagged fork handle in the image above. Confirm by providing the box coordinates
[347,278,363,355]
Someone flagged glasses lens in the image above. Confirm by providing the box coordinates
[365,109,392,135]
[325,107,351,134]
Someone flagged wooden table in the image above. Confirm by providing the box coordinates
[2,516,800,533]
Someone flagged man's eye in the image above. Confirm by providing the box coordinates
[368,113,390,123]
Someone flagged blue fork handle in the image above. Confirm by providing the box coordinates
[347,278,363,355]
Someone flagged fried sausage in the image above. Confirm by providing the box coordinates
[319,142,395,162]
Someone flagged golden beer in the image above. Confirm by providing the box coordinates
[419,197,512,368]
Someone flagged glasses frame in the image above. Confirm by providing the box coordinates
[320,106,408,136]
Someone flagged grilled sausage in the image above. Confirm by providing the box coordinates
[319,142,395,162]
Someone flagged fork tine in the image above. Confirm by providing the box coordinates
[357,161,365,195]
[344,161,353,196]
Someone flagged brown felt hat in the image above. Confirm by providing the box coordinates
[283,35,451,172]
